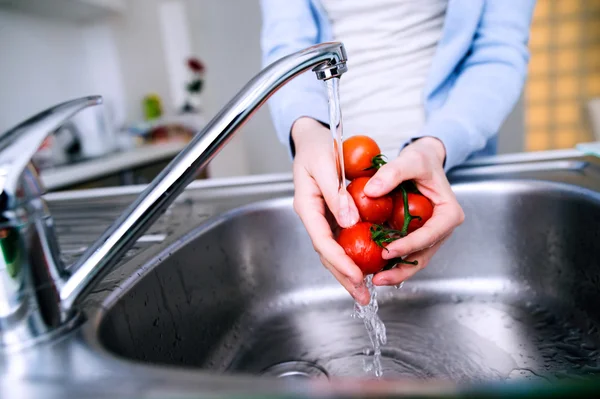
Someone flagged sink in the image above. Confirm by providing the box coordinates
[95,168,600,385]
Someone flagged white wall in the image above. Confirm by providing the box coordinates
[0,0,182,130]
[108,0,173,124]
[0,0,292,178]
[0,7,126,140]
[0,10,88,132]
[108,0,293,177]
[184,0,292,177]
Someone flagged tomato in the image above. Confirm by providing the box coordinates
[388,191,434,234]
[337,222,387,275]
[343,135,383,180]
[347,177,393,224]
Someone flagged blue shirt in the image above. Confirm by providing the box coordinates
[259,0,536,171]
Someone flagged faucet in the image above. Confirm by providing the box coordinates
[0,42,348,349]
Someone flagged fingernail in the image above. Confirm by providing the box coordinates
[348,277,364,288]
[339,208,353,227]
[382,250,395,260]
[338,192,350,208]
[376,277,389,285]
[349,288,362,302]
[338,194,358,227]
[352,290,366,305]
[339,207,359,227]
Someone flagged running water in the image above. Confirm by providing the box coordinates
[325,78,388,378]
[352,275,387,378]
[325,78,346,195]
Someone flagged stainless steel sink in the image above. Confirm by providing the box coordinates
[93,156,600,386]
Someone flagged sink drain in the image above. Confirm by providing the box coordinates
[261,361,329,380]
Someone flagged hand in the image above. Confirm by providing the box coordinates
[291,117,371,305]
[364,137,465,286]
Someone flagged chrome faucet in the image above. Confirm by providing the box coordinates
[0,42,348,349]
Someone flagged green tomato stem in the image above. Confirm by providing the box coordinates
[370,224,409,249]
[363,154,387,171]
[382,258,419,271]
[399,184,421,237]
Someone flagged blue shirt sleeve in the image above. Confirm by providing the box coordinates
[412,0,537,171]
[259,0,330,157]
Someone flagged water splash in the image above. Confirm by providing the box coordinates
[352,275,387,377]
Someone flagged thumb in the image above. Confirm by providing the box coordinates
[364,161,405,197]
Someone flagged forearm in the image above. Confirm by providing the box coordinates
[268,74,330,156]
[259,0,329,155]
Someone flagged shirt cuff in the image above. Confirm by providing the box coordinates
[401,115,486,172]
[273,94,330,159]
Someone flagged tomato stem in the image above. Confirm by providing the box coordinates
[370,224,402,248]
[382,258,419,271]
[401,180,421,194]
[363,154,387,171]
[399,184,422,237]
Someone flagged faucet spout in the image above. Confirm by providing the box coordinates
[0,41,348,348]
[59,42,348,311]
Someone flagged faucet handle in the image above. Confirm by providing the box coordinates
[0,96,102,203]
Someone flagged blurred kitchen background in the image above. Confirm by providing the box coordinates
[0,0,599,191]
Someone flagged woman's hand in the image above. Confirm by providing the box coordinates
[291,117,371,305]
[291,117,463,299]
[364,137,465,286]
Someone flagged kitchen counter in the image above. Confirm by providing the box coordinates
[39,141,188,191]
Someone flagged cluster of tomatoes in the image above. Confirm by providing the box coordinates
[336,135,434,276]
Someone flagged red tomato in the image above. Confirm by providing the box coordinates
[347,177,393,224]
[343,135,382,180]
[389,191,434,234]
[337,222,387,275]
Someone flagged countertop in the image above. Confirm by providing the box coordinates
[39,141,187,191]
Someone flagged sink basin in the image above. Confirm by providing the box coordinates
[96,174,600,385]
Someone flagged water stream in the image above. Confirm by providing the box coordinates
[325,77,388,378]
[325,78,346,195]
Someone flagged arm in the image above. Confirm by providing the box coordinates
[415,0,537,171]
[259,0,329,156]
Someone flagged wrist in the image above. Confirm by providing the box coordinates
[291,117,330,151]
[413,136,446,166]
